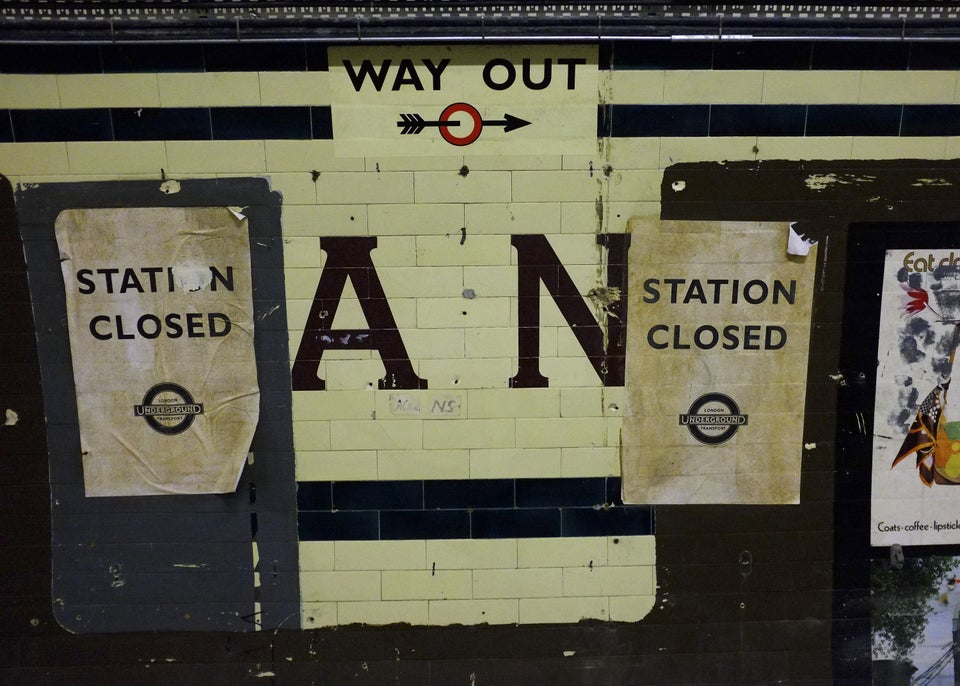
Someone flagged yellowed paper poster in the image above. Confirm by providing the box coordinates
[621,220,817,504]
[329,44,598,156]
[55,207,259,497]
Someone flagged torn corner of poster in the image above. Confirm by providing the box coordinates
[620,219,817,505]
[55,207,260,497]
[787,223,817,257]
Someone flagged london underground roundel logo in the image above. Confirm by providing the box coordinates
[134,383,204,435]
[679,393,748,445]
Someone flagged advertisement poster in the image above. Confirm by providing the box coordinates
[872,249,960,546]
[621,220,817,504]
[55,207,260,497]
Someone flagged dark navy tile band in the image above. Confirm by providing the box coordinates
[3,40,960,76]
[296,477,653,541]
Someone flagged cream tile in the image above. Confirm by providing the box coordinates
[424,418,515,449]
[0,74,59,108]
[413,170,512,204]
[302,602,338,628]
[330,419,422,450]
[427,539,518,570]
[516,417,607,448]
[301,570,381,601]
[428,599,519,625]
[299,541,335,571]
[377,449,470,479]
[519,596,608,623]
[265,140,365,172]
[335,540,426,571]
[464,202,562,235]
[563,565,655,596]
[664,70,763,103]
[0,143,69,175]
[58,73,159,108]
[465,388,560,419]
[295,450,379,481]
[381,570,472,600]
[259,71,330,105]
[518,536,607,568]
[367,203,464,236]
[337,601,429,626]
[165,140,266,174]
[472,568,562,599]
[609,595,656,622]
[314,171,415,205]
[761,71,862,104]
[860,70,958,104]
[282,204,368,237]
[158,72,261,107]
[66,141,166,175]
[469,448,561,479]
[512,170,605,203]
[608,535,657,566]
[560,447,621,478]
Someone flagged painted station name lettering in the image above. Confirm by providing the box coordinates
[642,277,798,351]
[292,234,629,391]
[75,266,236,341]
[901,251,960,272]
[343,57,587,92]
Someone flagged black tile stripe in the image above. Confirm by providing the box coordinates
[296,477,653,541]
[3,41,960,75]
[8,104,960,142]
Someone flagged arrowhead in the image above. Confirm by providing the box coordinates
[502,114,532,133]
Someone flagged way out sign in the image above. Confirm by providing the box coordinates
[329,45,598,157]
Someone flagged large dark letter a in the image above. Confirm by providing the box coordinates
[291,237,427,390]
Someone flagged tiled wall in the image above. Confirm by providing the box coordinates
[3,39,959,634]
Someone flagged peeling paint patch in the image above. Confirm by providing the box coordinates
[804,173,877,191]
[671,180,686,192]
[2,408,18,426]
[804,442,817,450]
[159,179,181,194]
[912,177,953,187]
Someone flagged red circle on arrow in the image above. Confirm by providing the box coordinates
[439,102,483,146]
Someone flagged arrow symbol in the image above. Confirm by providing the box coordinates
[397,113,459,135]
[484,113,532,133]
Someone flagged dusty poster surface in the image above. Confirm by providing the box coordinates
[55,207,259,497]
[621,220,816,504]
[872,250,960,545]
